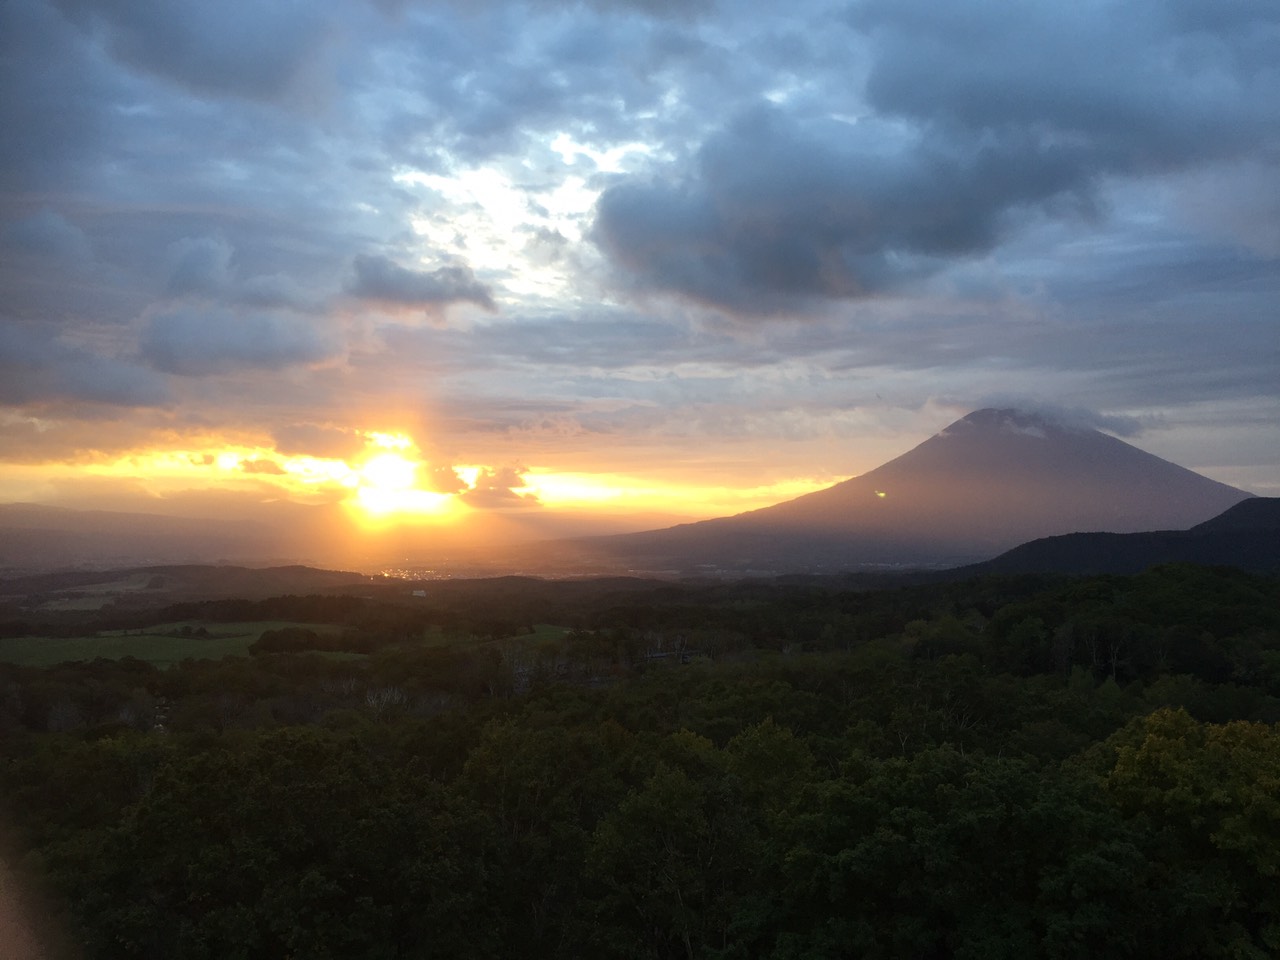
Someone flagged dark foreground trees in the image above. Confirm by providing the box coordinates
[1,564,1278,958]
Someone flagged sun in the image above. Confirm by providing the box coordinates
[360,452,417,492]
[351,447,456,521]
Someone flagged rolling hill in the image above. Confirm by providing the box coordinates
[955,497,1280,576]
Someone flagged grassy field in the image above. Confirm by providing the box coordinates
[0,621,344,668]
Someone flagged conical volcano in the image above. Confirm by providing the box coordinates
[575,408,1253,572]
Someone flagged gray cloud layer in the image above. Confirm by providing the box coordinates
[0,322,170,406]
[347,254,496,313]
[51,0,331,101]
[0,0,1276,493]
[140,308,338,377]
[595,0,1280,312]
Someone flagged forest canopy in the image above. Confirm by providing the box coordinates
[1,563,1278,959]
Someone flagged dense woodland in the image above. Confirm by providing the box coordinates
[2,563,1279,958]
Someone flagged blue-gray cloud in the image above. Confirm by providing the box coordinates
[2,209,93,263]
[51,0,332,101]
[140,307,339,376]
[165,235,233,297]
[347,254,495,313]
[0,322,170,406]
[595,0,1280,313]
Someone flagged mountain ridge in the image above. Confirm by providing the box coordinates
[953,497,1280,576]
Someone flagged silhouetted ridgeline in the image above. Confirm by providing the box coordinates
[959,497,1280,576]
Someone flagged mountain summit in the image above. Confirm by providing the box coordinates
[574,408,1253,572]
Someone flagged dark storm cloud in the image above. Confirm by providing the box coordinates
[51,0,331,101]
[347,254,496,313]
[140,307,339,376]
[595,0,1280,313]
[0,322,169,406]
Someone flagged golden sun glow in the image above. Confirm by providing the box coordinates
[26,427,836,532]
[351,447,456,521]
[519,470,829,515]
[354,485,454,519]
[359,452,417,492]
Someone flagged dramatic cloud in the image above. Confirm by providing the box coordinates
[596,109,1020,311]
[595,0,1280,312]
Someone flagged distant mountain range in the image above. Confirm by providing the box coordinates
[558,408,1254,574]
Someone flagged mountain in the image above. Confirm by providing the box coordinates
[562,408,1254,574]
[956,497,1280,576]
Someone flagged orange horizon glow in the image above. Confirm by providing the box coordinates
[1,430,836,525]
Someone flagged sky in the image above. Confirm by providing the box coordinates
[1,0,1278,541]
